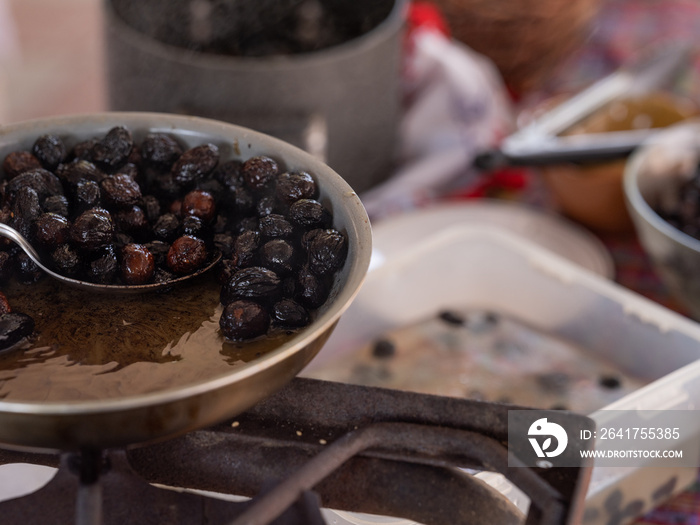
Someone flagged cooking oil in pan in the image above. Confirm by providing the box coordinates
[0,274,293,402]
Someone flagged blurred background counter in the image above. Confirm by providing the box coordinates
[1,0,700,523]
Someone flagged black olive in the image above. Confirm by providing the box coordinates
[276,171,317,205]
[219,300,270,341]
[121,243,155,285]
[33,213,70,249]
[72,138,98,160]
[6,168,63,204]
[260,239,296,276]
[57,159,104,186]
[180,215,207,239]
[438,310,465,326]
[73,180,102,215]
[217,258,238,285]
[242,155,279,192]
[120,161,141,181]
[220,266,280,305]
[280,276,296,297]
[153,213,181,243]
[32,134,67,171]
[224,182,255,215]
[214,159,244,187]
[300,228,322,250]
[232,230,260,269]
[288,199,330,229]
[372,338,396,358]
[114,205,150,240]
[87,245,119,284]
[171,143,219,185]
[194,178,224,202]
[91,126,133,171]
[271,298,310,328]
[141,195,161,223]
[166,235,207,275]
[153,267,177,284]
[8,217,30,245]
[114,232,134,249]
[256,194,277,217]
[306,228,347,276]
[212,213,228,234]
[0,312,35,350]
[15,252,43,284]
[143,240,170,267]
[42,195,69,217]
[232,216,259,235]
[182,189,216,223]
[295,264,330,309]
[127,143,142,167]
[213,233,236,258]
[2,151,41,180]
[259,214,294,239]
[151,172,182,201]
[100,173,142,209]
[140,133,183,170]
[599,375,621,389]
[12,186,42,223]
[50,244,82,277]
[70,208,115,252]
[10,187,40,241]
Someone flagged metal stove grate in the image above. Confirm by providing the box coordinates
[0,378,593,525]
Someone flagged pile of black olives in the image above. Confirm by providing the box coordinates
[0,125,347,344]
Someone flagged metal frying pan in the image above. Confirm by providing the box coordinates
[0,113,372,453]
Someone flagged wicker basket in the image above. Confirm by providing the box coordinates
[432,0,601,94]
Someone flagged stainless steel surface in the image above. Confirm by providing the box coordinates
[0,112,372,453]
[623,120,700,319]
[103,0,406,194]
[0,223,223,294]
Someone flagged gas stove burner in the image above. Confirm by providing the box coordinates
[0,378,593,524]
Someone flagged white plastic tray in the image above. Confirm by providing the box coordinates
[305,219,700,524]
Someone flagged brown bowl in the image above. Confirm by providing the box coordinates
[541,93,697,234]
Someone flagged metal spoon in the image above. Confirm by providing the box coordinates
[0,222,222,294]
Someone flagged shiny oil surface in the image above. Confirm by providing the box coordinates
[0,273,292,402]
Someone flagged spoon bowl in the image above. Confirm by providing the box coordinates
[0,222,222,294]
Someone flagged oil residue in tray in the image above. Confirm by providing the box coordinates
[309,308,650,414]
[0,274,291,402]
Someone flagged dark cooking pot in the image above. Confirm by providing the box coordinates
[0,112,372,453]
[104,0,406,194]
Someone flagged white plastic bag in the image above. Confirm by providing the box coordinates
[360,28,514,219]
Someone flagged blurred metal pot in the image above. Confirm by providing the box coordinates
[104,0,406,194]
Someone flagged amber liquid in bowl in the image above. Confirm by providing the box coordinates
[0,274,290,402]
